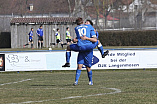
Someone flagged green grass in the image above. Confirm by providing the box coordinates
[0,70,157,104]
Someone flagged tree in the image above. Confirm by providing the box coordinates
[93,0,100,25]
[72,0,85,18]
[67,0,72,17]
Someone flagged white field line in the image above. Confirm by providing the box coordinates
[9,87,121,104]
[0,79,31,86]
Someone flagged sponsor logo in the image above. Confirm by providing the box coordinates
[92,55,99,66]
[83,55,99,68]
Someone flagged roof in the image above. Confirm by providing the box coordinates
[10,17,77,25]
[120,0,134,5]
[95,0,134,5]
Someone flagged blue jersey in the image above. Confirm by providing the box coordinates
[75,24,96,46]
[70,24,98,52]
[74,24,96,67]
[36,28,43,36]
[28,30,33,39]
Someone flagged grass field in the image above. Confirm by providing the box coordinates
[0,70,157,104]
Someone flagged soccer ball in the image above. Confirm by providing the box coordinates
[53,28,56,31]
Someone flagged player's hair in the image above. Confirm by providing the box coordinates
[86,19,93,26]
[76,17,83,25]
[31,28,33,30]
[66,27,69,30]
[57,28,59,31]
[40,25,42,27]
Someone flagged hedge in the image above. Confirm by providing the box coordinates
[0,32,11,48]
[98,30,157,46]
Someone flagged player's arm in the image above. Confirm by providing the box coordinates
[30,31,33,38]
[96,31,99,39]
[55,33,58,36]
[81,35,97,42]
[36,30,40,36]
[80,26,97,42]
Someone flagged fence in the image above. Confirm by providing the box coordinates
[10,17,77,48]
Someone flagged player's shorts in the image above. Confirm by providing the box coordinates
[56,39,62,43]
[29,39,33,42]
[70,41,98,52]
[77,51,93,67]
[66,39,71,43]
[38,36,43,41]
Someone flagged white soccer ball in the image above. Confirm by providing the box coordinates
[49,48,52,50]
[53,28,56,31]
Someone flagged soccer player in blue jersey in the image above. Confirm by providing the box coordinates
[62,18,98,67]
[36,25,44,49]
[23,28,34,49]
[62,17,98,85]
[85,20,109,58]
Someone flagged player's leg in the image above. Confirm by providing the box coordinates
[41,41,43,49]
[86,67,93,85]
[66,39,69,45]
[97,40,109,58]
[31,42,33,49]
[60,41,63,48]
[23,43,29,47]
[79,40,98,52]
[73,52,84,85]
[62,44,84,67]
[41,37,43,49]
[74,64,83,86]
[97,40,104,55]
[62,45,71,67]
[23,39,31,47]
[38,39,40,49]
[30,39,33,49]
[84,51,93,85]
[60,41,67,48]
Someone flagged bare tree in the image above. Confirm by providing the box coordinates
[67,0,72,17]
[93,0,100,25]
[72,0,85,18]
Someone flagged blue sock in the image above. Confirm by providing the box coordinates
[75,69,81,83]
[98,46,104,55]
[88,70,92,82]
[66,51,71,63]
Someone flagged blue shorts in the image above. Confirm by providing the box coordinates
[70,41,98,52]
[77,51,93,67]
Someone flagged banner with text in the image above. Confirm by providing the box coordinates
[3,50,157,71]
